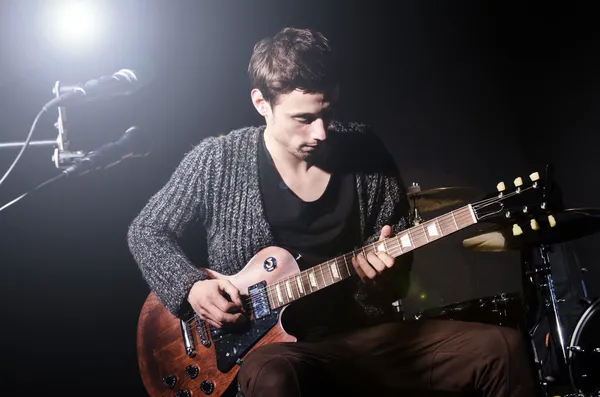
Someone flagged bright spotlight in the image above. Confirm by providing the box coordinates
[46,0,103,48]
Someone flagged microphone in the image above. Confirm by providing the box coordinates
[43,69,139,110]
[62,126,152,176]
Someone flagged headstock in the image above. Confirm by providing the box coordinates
[471,168,562,237]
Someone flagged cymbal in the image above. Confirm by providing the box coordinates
[463,208,600,252]
[407,186,484,212]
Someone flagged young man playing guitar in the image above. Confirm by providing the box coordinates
[128,27,538,397]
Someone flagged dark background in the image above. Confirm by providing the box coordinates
[0,1,599,395]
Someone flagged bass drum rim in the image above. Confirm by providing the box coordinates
[412,292,526,329]
[568,297,600,394]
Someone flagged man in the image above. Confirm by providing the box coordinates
[127,27,538,397]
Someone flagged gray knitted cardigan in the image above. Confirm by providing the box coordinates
[127,121,411,323]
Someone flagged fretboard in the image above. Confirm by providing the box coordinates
[265,204,478,310]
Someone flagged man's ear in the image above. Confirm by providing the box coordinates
[251,89,269,116]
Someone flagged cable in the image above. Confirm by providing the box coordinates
[0,107,48,189]
[0,172,66,214]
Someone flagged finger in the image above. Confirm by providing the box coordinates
[366,252,387,273]
[355,254,378,280]
[219,280,243,308]
[205,318,221,329]
[197,310,221,329]
[379,225,392,241]
[197,308,222,328]
[377,252,396,269]
[208,303,243,324]
[188,298,206,318]
[351,256,368,282]
[212,295,242,314]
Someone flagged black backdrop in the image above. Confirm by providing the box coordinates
[0,1,599,395]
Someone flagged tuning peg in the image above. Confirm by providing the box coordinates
[548,215,556,228]
[512,224,523,236]
[529,172,540,181]
[497,182,506,192]
[514,177,523,187]
[530,219,540,230]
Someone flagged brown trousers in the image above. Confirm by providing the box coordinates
[238,319,539,397]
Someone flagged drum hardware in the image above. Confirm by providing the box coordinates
[463,207,600,396]
[406,182,424,225]
[407,184,484,216]
[569,346,600,354]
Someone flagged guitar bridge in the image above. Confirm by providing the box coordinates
[194,313,211,347]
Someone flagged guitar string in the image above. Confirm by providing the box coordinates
[261,206,476,298]
[188,185,538,324]
[187,207,476,326]
[259,184,538,308]
[186,208,475,326]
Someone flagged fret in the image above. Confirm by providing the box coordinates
[420,223,430,243]
[342,254,351,276]
[416,224,429,246]
[301,273,312,295]
[286,276,301,300]
[267,288,276,309]
[434,218,445,237]
[322,262,334,286]
[316,265,326,289]
[360,247,367,259]
[275,283,284,304]
[330,261,341,280]
[409,228,417,249]
[450,211,459,230]
[438,214,456,235]
[388,236,402,256]
[285,279,294,300]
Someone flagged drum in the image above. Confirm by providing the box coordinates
[568,298,600,395]
[412,292,527,330]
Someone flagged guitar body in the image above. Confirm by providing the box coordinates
[137,246,299,397]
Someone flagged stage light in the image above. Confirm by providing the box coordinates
[45,0,103,49]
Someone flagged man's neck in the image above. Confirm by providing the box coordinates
[263,129,312,175]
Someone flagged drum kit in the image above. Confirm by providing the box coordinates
[405,182,600,397]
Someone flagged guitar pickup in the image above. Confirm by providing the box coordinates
[248,281,271,320]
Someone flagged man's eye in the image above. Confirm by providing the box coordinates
[297,118,313,124]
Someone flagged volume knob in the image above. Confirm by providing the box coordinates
[185,365,199,379]
[176,390,191,397]
[200,380,215,395]
[162,374,177,388]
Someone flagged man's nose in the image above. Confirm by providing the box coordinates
[310,118,327,141]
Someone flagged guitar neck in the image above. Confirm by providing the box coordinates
[266,205,478,309]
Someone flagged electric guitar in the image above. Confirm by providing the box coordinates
[136,171,558,397]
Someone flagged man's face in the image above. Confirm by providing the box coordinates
[264,87,338,161]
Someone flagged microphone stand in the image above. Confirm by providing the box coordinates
[0,80,86,213]
[0,80,86,169]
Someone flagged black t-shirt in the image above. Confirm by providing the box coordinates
[258,133,364,340]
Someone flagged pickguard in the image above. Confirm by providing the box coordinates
[212,310,280,373]
[212,280,280,373]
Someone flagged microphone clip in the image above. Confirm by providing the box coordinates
[50,80,86,169]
